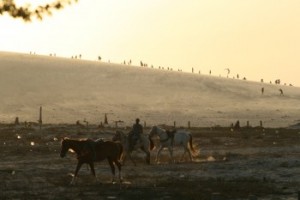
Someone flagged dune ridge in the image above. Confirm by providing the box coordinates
[0,51,299,127]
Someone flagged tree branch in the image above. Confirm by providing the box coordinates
[0,0,78,21]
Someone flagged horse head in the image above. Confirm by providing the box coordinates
[60,137,70,158]
[112,130,122,142]
[149,126,158,137]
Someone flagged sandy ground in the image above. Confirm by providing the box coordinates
[1,124,299,200]
[1,52,300,128]
[1,52,300,200]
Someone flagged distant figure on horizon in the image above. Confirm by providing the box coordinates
[261,87,264,95]
[224,68,230,78]
[234,120,240,130]
[279,88,284,96]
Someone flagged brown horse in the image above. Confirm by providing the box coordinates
[60,137,123,184]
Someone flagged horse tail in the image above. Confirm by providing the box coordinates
[189,134,196,154]
[149,135,155,151]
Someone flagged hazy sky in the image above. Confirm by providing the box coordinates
[1,0,300,86]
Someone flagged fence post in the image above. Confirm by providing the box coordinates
[174,121,176,128]
[247,121,250,128]
[104,113,108,124]
[260,120,263,128]
[83,119,88,128]
[15,117,19,125]
[38,106,42,130]
[188,121,191,129]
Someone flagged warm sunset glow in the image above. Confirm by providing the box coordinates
[1,0,300,86]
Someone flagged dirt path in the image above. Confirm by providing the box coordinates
[1,125,299,199]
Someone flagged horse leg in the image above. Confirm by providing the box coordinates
[88,162,97,182]
[187,148,193,161]
[127,151,137,166]
[140,146,150,165]
[114,159,122,182]
[121,148,136,166]
[168,147,174,163]
[146,151,150,165]
[180,146,187,162]
[108,159,116,183]
[71,162,83,185]
[156,146,164,163]
[181,143,193,162]
[179,143,190,161]
[120,150,126,165]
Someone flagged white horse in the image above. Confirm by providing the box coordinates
[148,126,196,163]
[112,130,154,165]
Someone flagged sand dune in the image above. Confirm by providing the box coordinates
[0,51,299,127]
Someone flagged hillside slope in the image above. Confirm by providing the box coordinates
[0,51,299,127]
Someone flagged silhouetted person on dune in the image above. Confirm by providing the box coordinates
[279,88,284,96]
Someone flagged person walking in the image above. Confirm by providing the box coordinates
[279,88,284,96]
